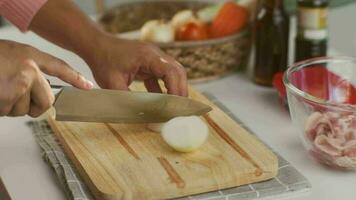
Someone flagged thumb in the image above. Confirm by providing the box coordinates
[103,72,130,91]
[35,51,93,90]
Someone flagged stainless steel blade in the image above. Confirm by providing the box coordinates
[53,87,212,123]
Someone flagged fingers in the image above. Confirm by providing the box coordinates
[99,71,130,91]
[144,78,162,93]
[162,70,179,95]
[152,56,188,96]
[0,103,14,117]
[0,59,35,117]
[138,44,187,96]
[24,60,55,118]
[174,61,188,97]
[34,50,93,90]
[8,91,30,116]
[0,87,17,117]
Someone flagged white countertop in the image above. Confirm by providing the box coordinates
[1,4,356,200]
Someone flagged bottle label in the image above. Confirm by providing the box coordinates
[298,7,328,40]
[304,29,328,40]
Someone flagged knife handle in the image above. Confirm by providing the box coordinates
[47,79,64,99]
[50,84,64,89]
[46,79,63,89]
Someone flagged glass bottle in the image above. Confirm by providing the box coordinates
[253,0,290,86]
[295,0,329,62]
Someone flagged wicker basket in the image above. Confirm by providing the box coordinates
[99,0,251,81]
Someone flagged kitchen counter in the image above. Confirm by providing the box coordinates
[1,4,356,200]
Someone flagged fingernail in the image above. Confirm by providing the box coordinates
[79,75,93,89]
[175,61,183,67]
[86,80,94,89]
[160,57,169,64]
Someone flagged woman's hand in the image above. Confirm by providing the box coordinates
[0,40,92,117]
[29,0,188,96]
[84,36,188,96]
[83,35,188,96]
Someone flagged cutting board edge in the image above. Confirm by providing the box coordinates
[249,133,279,173]
[158,171,278,200]
[47,117,120,200]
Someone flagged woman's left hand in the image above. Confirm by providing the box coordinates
[84,36,188,97]
[28,0,188,96]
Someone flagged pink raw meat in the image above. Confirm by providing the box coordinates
[314,135,343,157]
[305,111,356,169]
[305,112,331,141]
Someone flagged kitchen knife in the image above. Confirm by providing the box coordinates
[52,86,212,123]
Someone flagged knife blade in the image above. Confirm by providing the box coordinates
[52,86,212,123]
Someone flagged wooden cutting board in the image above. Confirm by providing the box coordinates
[47,84,278,200]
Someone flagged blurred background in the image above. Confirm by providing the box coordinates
[0,0,355,56]
[71,0,356,15]
[73,0,356,56]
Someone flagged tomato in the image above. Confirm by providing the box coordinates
[176,22,209,41]
[210,2,249,38]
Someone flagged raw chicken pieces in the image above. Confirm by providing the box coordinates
[305,112,356,169]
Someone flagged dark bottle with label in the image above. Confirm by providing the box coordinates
[253,0,290,86]
[295,0,329,62]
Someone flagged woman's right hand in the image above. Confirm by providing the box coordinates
[0,40,93,117]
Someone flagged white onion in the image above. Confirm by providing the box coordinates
[140,20,174,43]
[150,23,175,43]
[140,20,160,41]
[161,116,209,153]
[171,10,194,29]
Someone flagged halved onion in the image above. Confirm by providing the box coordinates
[161,116,209,152]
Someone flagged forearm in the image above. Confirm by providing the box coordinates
[29,0,106,63]
[0,0,48,31]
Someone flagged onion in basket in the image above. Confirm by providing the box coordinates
[140,20,174,43]
[171,10,195,29]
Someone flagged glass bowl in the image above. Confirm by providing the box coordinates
[284,56,356,170]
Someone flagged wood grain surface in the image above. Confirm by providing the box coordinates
[47,83,278,200]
